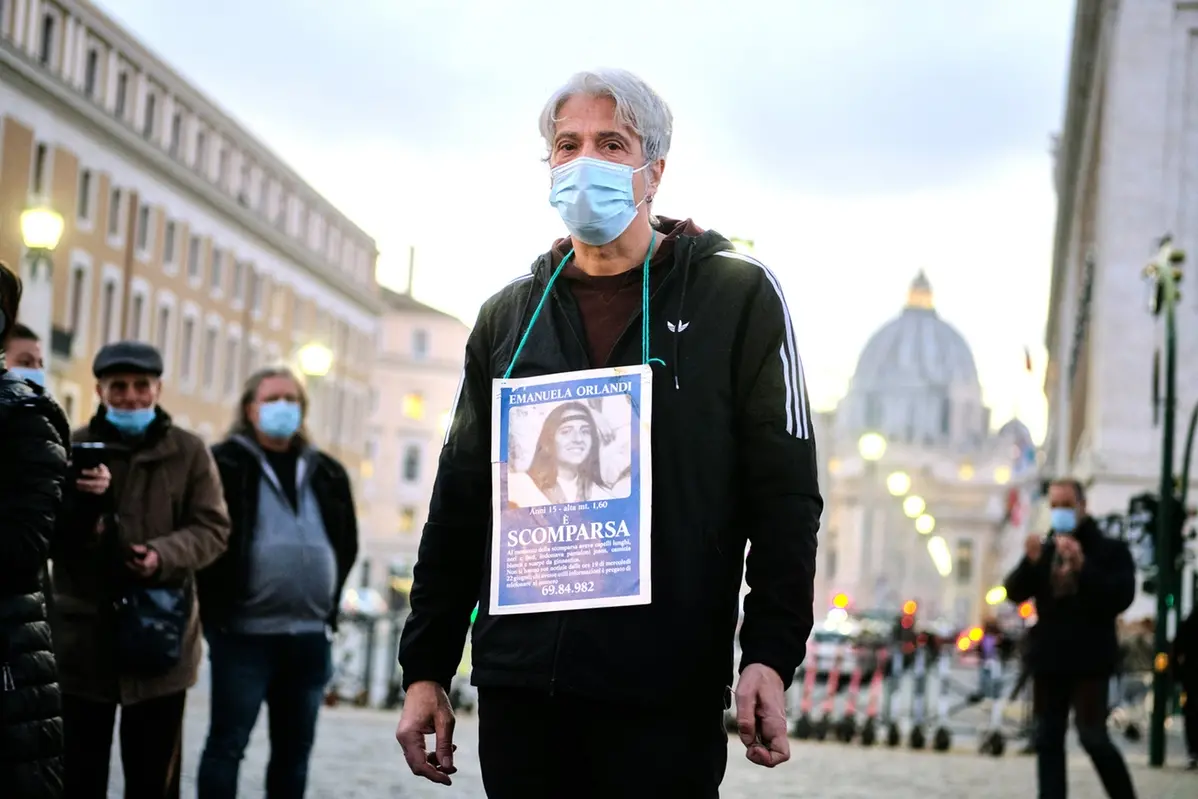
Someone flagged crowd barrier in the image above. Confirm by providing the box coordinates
[787,639,1028,756]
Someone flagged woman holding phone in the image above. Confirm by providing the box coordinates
[0,260,75,797]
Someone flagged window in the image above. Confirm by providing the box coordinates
[251,273,264,313]
[129,293,145,340]
[77,169,92,220]
[402,445,422,483]
[217,147,228,186]
[169,112,182,156]
[247,342,261,376]
[401,393,425,421]
[940,396,951,435]
[155,305,171,354]
[223,338,239,395]
[84,49,99,97]
[99,281,116,346]
[163,221,177,266]
[31,143,48,194]
[179,317,196,381]
[399,507,417,534]
[107,187,122,236]
[114,71,128,118]
[68,266,86,333]
[231,260,245,303]
[210,248,223,292]
[142,93,156,138]
[239,161,252,205]
[412,329,429,361]
[202,327,218,388]
[956,539,974,585]
[194,130,207,172]
[187,236,202,281]
[136,204,151,251]
[38,13,55,67]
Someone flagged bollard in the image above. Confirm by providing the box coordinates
[860,648,888,747]
[792,661,819,739]
[836,650,865,743]
[885,643,907,747]
[813,648,843,741]
[932,647,952,751]
[908,641,929,749]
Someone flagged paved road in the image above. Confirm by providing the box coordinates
[107,690,1196,798]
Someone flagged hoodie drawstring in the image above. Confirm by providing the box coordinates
[504,233,659,379]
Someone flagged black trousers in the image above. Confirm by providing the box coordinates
[1033,675,1136,799]
[1183,678,1198,759]
[62,691,186,799]
[478,687,728,799]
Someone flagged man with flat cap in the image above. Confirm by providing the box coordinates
[49,341,230,798]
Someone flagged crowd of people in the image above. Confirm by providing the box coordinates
[0,259,360,798]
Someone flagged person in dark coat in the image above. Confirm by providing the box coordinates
[0,260,71,797]
[1005,478,1138,799]
[1174,609,1198,769]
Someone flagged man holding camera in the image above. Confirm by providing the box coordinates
[50,341,230,798]
[1005,478,1138,799]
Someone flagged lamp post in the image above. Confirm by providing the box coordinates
[858,433,887,606]
[1143,235,1185,767]
[19,204,65,374]
[295,341,334,442]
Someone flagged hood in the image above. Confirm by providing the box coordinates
[516,217,734,390]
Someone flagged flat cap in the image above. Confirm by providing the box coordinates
[93,341,164,378]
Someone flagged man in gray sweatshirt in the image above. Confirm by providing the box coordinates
[196,367,359,798]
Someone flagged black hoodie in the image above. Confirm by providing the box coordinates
[398,221,823,710]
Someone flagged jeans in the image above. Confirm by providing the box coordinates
[1034,674,1137,799]
[477,687,728,799]
[62,690,186,799]
[196,631,332,799]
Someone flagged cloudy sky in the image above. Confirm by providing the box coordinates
[98,0,1074,441]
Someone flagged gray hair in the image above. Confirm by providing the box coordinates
[538,69,674,163]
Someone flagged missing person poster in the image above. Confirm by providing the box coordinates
[489,365,653,615]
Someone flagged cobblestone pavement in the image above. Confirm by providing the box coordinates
[105,689,1197,798]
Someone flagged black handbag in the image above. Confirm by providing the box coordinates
[114,579,191,677]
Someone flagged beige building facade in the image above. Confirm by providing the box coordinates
[1045,0,1198,617]
[0,0,381,478]
[359,287,469,583]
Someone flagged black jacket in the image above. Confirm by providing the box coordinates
[398,224,823,709]
[0,370,70,797]
[1004,517,1135,677]
[197,437,359,631]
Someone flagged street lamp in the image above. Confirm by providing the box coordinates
[296,342,334,377]
[886,471,911,496]
[985,586,1007,605]
[1143,234,1187,767]
[902,495,926,518]
[858,432,886,462]
[21,204,65,256]
[914,513,936,535]
[927,535,952,577]
[19,204,65,376]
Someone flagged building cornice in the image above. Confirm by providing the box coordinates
[1045,0,1108,356]
[0,41,384,315]
[71,0,375,250]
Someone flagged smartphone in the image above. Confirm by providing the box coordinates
[71,442,109,472]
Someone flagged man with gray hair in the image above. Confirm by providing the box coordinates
[397,68,821,796]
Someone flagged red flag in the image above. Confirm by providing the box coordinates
[1023,346,1033,373]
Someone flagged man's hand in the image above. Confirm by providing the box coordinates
[76,465,111,495]
[126,544,160,578]
[735,663,790,768]
[1024,533,1043,564]
[396,681,457,785]
[1055,535,1084,570]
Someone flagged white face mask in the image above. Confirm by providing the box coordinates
[548,157,651,246]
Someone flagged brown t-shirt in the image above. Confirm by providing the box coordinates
[551,218,703,367]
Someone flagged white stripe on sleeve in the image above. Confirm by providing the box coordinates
[716,250,810,439]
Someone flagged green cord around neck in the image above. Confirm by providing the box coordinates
[504,232,662,379]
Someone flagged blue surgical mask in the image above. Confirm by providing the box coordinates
[1050,507,1077,533]
[106,406,156,435]
[9,366,45,388]
[549,157,651,246]
[257,400,302,440]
